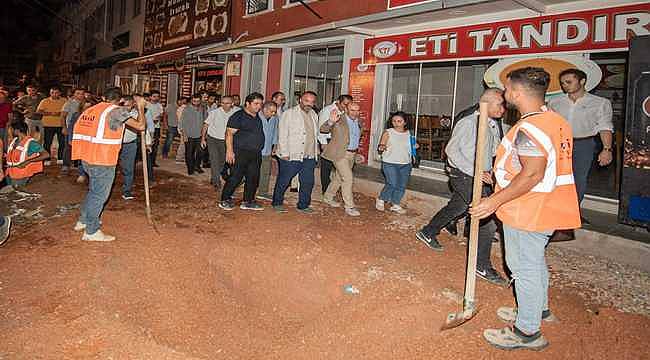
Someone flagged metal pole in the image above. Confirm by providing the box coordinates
[414,63,423,138]
[451,60,459,127]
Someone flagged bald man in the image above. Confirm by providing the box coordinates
[416,88,507,286]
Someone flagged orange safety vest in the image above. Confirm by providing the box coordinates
[71,102,125,166]
[5,136,44,180]
[493,110,581,232]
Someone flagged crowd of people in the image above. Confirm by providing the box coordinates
[0,64,612,351]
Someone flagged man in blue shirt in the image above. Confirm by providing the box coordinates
[256,101,278,200]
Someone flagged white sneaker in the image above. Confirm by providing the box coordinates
[389,204,407,215]
[345,207,361,217]
[73,221,86,232]
[76,175,87,184]
[44,161,52,166]
[375,198,385,211]
[323,198,341,208]
[82,230,115,242]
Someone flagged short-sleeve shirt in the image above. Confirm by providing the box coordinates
[26,139,44,156]
[146,102,164,129]
[37,97,67,127]
[63,99,80,127]
[227,109,265,152]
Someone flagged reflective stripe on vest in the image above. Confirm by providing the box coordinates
[6,138,36,165]
[71,104,122,145]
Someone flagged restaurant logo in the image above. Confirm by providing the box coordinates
[643,96,650,117]
[372,41,398,59]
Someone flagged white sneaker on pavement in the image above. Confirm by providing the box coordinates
[389,204,407,214]
[76,175,87,184]
[73,221,86,232]
[323,198,341,208]
[375,198,385,211]
[345,207,361,217]
[82,230,115,242]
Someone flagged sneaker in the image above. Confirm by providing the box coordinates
[44,160,52,166]
[476,267,508,286]
[375,198,385,211]
[323,198,341,208]
[389,204,407,214]
[240,201,264,211]
[82,230,116,242]
[122,193,135,200]
[273,205,288,213]
[0,216,12,247]
[219,200,235,211]
[297,207,315,214]
[345,207,361,217]
[415,230,443,251]
[256,193,273,201]
[73,221,87,232]
[483,326,549,351]
[496,307,559,324]
[76,175,87,184]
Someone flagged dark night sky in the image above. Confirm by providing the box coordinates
[1,0,69,49]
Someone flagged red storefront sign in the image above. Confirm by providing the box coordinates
[365,3,650,64]
[348,58,375,164]
[388,0,439,9]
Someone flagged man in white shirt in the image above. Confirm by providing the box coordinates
[317,94,352,194]
[548,68,614,205]
[175,97,188,163]
[146,90,164,170]
[201,95,237,189]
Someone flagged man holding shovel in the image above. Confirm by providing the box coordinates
[470,67,580,350]
[71,87,146,242]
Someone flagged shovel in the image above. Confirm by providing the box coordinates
[441,101,490,331]
[140,131,159,234]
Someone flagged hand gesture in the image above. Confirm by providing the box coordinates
[226,150,235,165]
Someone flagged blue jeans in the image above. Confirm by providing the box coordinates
[272,158,317,209]
[379,162,412,205]
[503,224,552,334]
[78,162,116,235]
[119,141,137,195]
[572,137,597,203]
[162,126,177,157]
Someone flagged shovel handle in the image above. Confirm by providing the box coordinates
[464,101,490,307]
[140,131,152,223]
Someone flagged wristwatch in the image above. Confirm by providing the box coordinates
[603,147,612,152]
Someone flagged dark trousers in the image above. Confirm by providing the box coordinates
[421,168,496,270]
[150,128,161,165]
[272,158,317,210]
[572,137,597,204]
[206,136,226,186]
[162,126,177,157]
[320,157,334,194]
[221,149,262,202]
[185,137,202,175]
[43,126,65,160]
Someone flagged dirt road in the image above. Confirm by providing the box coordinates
[0,168,648,359]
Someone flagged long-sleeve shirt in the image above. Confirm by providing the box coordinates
[445,111,500,177]
[259,111,279,156]
[548,93,613,138]
[179,105,204,139]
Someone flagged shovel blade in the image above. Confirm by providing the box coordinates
[440,307,478,331]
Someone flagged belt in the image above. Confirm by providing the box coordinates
[347,149,358,153]
[573,135,596,141]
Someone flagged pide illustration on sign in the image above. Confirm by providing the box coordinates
[363,4,650,64]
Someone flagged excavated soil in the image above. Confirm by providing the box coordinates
[0,166,648,359]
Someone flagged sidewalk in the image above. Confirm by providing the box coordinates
[156,158,650,273]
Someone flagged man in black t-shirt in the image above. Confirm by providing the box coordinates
[219,92,265,211]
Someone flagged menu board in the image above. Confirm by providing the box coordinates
[144,0,230,55]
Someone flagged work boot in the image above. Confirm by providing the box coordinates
[496,307,559,324]
[82,230,116,242]
[476,267,508,286]
[483,326,549,351]
[415,230,443,251]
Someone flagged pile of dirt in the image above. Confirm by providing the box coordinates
[0,167,648,359]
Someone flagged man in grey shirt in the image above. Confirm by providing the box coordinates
[416,88,507,286]
[179,94,205,175]
[162,100,179,159]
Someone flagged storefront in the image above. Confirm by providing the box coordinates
[362,3,650,204]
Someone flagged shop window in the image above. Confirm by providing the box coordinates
[290,45,343,111]
[246,0,271,15]
[248,52,265,95]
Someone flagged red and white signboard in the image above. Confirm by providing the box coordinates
[388,0,439,10]
[348,58,375,164]
[365,3,650,64]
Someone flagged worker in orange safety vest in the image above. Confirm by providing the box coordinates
[5,120,49,189]
[470,67,580,351]
[71,87,146,242]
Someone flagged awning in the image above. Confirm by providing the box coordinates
[115,47,189,68]
[74,51,140,73]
